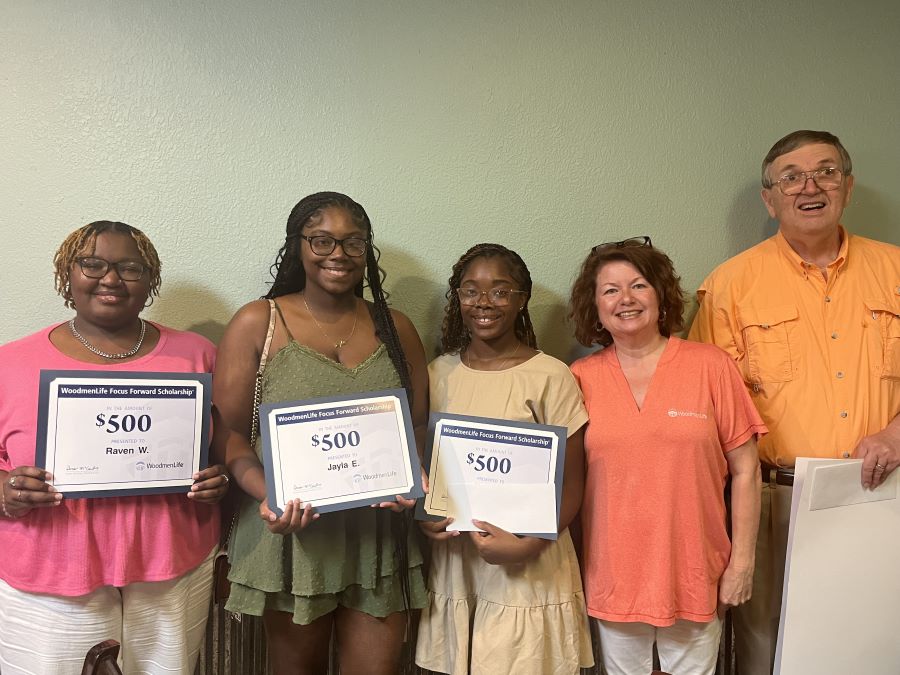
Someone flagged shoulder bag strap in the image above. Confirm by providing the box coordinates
[249,299,277,447]
[221,299,277,552]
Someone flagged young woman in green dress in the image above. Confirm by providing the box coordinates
[214,192,428,675]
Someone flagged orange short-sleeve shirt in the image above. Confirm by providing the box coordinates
[571,338,766,626]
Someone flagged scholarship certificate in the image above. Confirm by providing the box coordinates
[259,389,423,515]
[35,370,212,498]
[417,413,567,540]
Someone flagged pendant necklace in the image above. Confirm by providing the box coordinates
[465,341,522,371]
[303,295,359,350]
[69,318,147,360]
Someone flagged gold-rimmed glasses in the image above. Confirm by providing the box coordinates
[772,167,844,196]
[456,288,527,306]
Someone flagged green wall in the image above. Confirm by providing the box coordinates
[3,1,898,360]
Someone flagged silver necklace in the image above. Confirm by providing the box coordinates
[302,295,359,350]
[69,318,147,360]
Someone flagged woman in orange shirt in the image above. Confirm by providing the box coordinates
[568,237,765,675]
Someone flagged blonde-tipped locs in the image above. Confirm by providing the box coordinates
[54,221,161,309]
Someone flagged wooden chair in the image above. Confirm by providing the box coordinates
[81,639,123,675]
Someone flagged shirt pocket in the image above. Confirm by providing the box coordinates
[865,297,900,380]
[736,303,799,384]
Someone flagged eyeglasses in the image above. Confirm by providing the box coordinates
[299,234,368,257]
[772,167,844,196]
[592,236,652,254]
[456,288,527,306]
[75,257,146,281]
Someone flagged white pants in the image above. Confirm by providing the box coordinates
[0,549,215,675]
[595,616,722,675]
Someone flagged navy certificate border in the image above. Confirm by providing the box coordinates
[34,370,212,499]
[260,387,424,516]
[414,411,568,541]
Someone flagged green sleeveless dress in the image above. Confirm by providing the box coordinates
[225,326,426,624]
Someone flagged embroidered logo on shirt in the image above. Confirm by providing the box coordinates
[667,409,708,419]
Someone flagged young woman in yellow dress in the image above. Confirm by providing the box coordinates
[416,243,593,675]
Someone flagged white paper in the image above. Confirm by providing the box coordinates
[445,482,557,534]
[808,460,898,511]
[775,458,900,675]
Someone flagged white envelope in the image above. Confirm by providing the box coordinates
[445,482,557,535]
[808,460,898,511]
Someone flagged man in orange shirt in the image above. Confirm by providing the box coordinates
[689,129,900,675]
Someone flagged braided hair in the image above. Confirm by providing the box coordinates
[265,192,413,396]
[54,221,161,309]
[440,243,538,355]
[266,192,415,613]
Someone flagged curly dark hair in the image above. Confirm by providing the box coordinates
[265,191,412,396]
[440,243,538,355]
[54,221,161,309]
[568,240,685,347]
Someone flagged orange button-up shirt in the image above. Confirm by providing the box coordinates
[689,227,900,467]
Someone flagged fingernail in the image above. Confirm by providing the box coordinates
[45,472,54,481]
[54,494,64,502]
[313,513,320,520]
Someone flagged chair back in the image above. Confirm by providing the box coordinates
[81,639,123,675]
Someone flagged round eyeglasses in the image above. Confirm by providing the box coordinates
[299,234,368,257]
[773,167,844,196]
[76,257,146,281]
[456,288,527,306]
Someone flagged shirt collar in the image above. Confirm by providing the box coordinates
[774,225,849,276]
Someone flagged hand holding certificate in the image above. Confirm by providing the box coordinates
[260,389,424,515]
[417,413,567,540]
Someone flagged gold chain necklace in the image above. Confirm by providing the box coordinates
[302,295,359,350]
[464,341,522,371]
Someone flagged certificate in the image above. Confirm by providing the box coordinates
[259,389,423,515]
[416,413,567,540]
[35,370,212,498]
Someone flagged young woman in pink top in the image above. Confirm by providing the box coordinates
[568,237,766,675]
[0,221,228,674]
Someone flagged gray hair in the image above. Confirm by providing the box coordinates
[761,130,852,188]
